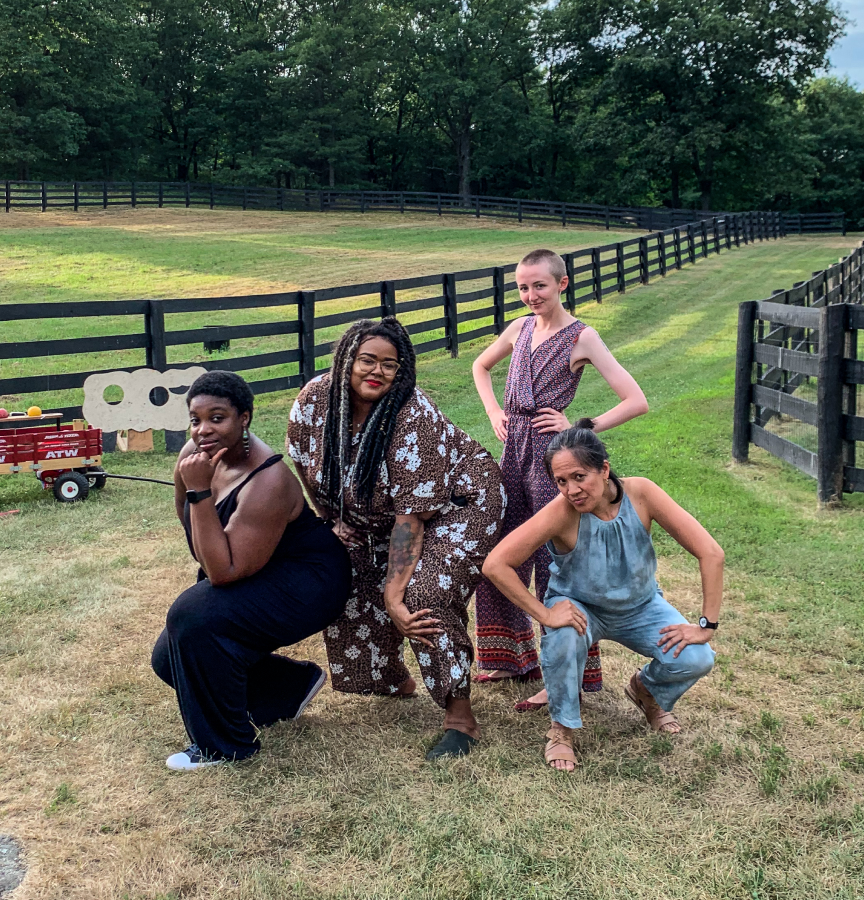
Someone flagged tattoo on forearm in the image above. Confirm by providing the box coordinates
[387,521,420,582]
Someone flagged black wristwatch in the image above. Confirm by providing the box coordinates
[186,488,212,504]
[698,616,718,630]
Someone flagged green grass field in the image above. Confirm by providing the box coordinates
[0,211,863,900]
[0,208,635,413]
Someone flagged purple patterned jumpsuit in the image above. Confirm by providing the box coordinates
[475,316,603,690]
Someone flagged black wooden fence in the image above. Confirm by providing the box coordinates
[732,242,864,502]
[1,180,846,234]
[1,212,782,444]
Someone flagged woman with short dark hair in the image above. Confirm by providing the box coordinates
[483,423,722,772]
[152,370,351,770]
[287,317,505,760]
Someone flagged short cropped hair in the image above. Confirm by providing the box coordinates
[187,370,254,424]
[518,248,566,283]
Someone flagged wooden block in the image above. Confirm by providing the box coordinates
[127,428,154,452]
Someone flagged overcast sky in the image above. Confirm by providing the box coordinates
[827,0,864,87]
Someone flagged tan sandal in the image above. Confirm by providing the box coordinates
[623,672,681,734]
[544,725,578,772]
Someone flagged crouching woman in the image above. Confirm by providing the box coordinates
[482,423,722,772]
[152,371,351,771]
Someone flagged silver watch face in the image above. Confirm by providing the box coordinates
[699,616,708,628]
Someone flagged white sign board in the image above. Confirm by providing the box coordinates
[83,367,206,432]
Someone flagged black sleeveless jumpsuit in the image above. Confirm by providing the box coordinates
[151,455,351,760]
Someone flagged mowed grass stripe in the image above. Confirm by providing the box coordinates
[0,218,861,899]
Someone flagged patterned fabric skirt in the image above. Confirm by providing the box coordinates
[322,481,505,710]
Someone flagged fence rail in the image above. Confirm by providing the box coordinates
[1,180,845,234]
[732,242,864,502]
[1,212,784,438]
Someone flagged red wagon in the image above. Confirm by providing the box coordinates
[0,418,105,502]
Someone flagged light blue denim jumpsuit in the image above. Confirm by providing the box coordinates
[540,491,715,730]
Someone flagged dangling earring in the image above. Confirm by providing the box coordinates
[243,426,250,458]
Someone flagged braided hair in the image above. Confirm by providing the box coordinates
[321,317,417,510]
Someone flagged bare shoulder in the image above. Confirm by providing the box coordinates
[621,475,655,494]
[575,326,608,352]
[237,456,298,512]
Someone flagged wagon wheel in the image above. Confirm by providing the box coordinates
[85,467,107,489]
[53,471,90,503]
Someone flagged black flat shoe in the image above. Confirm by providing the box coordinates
[425,729,478,760]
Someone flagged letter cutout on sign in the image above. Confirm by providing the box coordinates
[83,368,206,432]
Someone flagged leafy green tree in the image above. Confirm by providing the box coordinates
[0,0,144,180]
[795,77,864,226]
[606,0,846,210]
[407,0,538,201]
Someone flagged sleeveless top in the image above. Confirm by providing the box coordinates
[504,317,587,417]
[183,454,318,565]
[545,492,659,612]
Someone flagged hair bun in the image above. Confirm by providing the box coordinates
[574,417,595,431]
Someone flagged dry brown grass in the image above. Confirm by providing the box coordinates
[1,497,862,900]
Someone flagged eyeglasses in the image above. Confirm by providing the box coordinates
[355,353,401,377]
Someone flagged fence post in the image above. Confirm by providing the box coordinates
[712,217,720,253]
[687,224,696,263]
[103,181,108,209]
[616,243,626,292]
[4,181,9,213]
[565,254,576,312]
[561,204,567,228]
[518,199,522,224]
[145,300,167,371]
[318,190,324,212]
[639,236,649,284]
[443,273,459,358]
[131,182,137,208]
[242,187,247,211]
[298,291,316,384]
[437,194,442,216]
[400,192,405,214]
[41,181,47,212]
[211,184,216,210]
[380,280,396,318]
[844,323,858,473]
[475,196,480,218]
[817,302,847,504]
[700,220,708,257]
[158,183,164,208]
[592,248,603,302]
[657,232,666,276]
[732,301,757,463]
[673,228,682,269]
[605,206,610,230]
[493,267,506,333]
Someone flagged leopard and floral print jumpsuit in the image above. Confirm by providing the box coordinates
[287,374,505,708]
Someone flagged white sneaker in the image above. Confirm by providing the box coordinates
[165,744,227,771]
[291,665,327,720]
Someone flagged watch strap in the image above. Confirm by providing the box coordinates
[186,488,212,504]
[699,616,718,630]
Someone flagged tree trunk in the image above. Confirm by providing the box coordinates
[458,125,471,205]
[670,165,681,209]
[700,180,712,211]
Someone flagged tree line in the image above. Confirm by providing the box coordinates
[2,0,862,222]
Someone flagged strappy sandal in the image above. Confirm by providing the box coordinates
[544,725,578,772]
[623,672,681,734]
